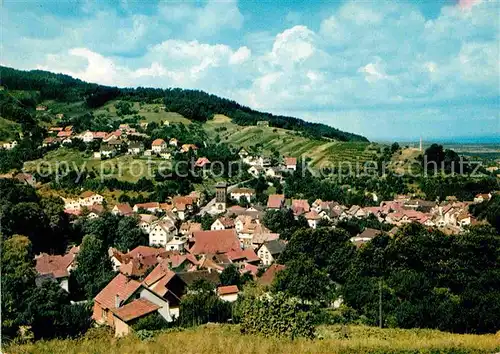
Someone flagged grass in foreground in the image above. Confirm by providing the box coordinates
[6,324,499,354]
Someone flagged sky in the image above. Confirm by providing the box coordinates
[2,0,499,141]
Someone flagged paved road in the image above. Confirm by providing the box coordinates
[198,181,249,215]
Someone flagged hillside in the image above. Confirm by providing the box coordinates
[206,115,378,168]
[0,66,368,142]
[7,324,500,354]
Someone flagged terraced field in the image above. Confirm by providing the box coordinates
[205,115,379,168]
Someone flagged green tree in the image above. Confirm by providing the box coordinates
[273,257,332,303]
[1,235,35,342]
[115,216,147,252]
[220,264,242,287]
[72,235,115,299]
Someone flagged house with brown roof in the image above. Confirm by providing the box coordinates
[217,285,239,302]
[284,157,297,171]
[133,202,161,213]
[79,191,104,207]
[112,203,134,216]
[188,229,242,256]
[226,248,260,265]
[138,214,159,233]
[211,217,235,231]
[179,221,202,236]
[257,264,286,286]
[350,228,382,247]
[151,139,167,153]
[304,210,321,228]
[267,194,285,209]
[35,251,77,292]
[180,144,198,153]
[195,157,211,168]
[14,173,36,187]
[92,273,175,337]
[291,199,310,216]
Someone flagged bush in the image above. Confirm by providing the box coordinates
[132,312,171,331]
[240,292,316,340]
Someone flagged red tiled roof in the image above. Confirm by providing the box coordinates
[152,138,166,146]
[284,157,297,166]
[57,131,72,137]
[114,203,133,215]
[128,245,164,259]
[267,194,285,209]
[258,264,286,286]
[135,202,160,209]
[111,298,159,322]
[304,210,321,220]
[94,273,142,310]
[241,263,259,276]
[226,249,260,263]
[195,157,211,167]
[292,199,310,213]
[189,229,242,255]
[80,191,96,198]
[35,253,74,278]
[217,285,239,295]
[216,217,235,228]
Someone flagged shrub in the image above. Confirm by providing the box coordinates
[240,292,316,340]
[132,312,171,331]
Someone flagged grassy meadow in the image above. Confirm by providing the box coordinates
[6,324,499,354]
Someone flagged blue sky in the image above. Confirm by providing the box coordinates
[2,0,499,141]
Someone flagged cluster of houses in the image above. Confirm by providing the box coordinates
[239,148,298,179]
[40,123,202,161]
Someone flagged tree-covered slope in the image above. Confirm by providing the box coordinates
[0,66,368,142]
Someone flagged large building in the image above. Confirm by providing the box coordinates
[214,182,227,213]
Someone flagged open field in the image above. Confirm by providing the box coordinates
[0,116,21,142]
[6,324,500,354]
[205,115,379,168]
[93,100,192,125]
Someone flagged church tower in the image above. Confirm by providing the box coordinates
[214,182,227,212]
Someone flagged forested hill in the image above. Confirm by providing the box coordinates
[0,66,368,142]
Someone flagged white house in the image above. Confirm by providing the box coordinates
[257,239,286,266]
[2,140,17,150]
[305,210,321,229]
[248,166,263,178]
[128,142,144,155]
[100,145,117,158]
[165,236,187,252]
[79,131,94,143]
[284,157,297,171]
[149,220,177,247]
[211,217,235,231]
[217,285,239,302]
[138,214,158,234]
[230,188,255,203]
[152,139,167,153]
[79,191,104,207]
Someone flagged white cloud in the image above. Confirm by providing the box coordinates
[3,0,498,139]
[229,46,251,65]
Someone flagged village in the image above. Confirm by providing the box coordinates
[31,159,495,336]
